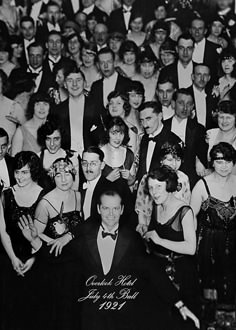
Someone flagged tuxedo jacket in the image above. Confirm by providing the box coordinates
[51,95,104,151]
[70,218,180,330]
[89,73,131,120]
[108,7,136,35]
[4,154,15,187]
[202,39,220,84]
[83,6,108,24]
[164,117,208,188]
[186,85,217,130]
[136,126,180,182]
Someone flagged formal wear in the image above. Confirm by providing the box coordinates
[82,4,108,23]
[0,154,15,190]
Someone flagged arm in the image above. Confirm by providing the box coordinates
[144,208,196,255]
[11,126,23,156]
[190,179,205,217]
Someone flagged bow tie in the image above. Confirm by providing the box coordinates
[102,230,118,240]
[123,8,131,13]
[28,67,42,77]
[148,136,158,142]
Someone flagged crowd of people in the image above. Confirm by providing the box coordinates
[0,0,236,329]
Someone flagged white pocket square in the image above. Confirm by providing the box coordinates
[90,125,97,132]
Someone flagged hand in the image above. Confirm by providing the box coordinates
[21,257,35,275]
[178,305,200,329]
[11,257,24,277]
[212,85,220,98]
[106,168,120,182]
[144,230,162,245]
[18,214,38,243]
[120,169,130,180]
[195,159,206,177]
[136,224,148,237]
[47,234,71,257]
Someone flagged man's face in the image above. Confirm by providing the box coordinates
[217,0,232,10]
[45,129,61,154]
[28,46,44,69]
[82,0,95,8]
[140,107,162,135]
[177,38,194,65]
[21,21,35,41]
[46,34,63,57]
[67,35,81,55]
[47,4,60,24]
[0,136,8,161]
[123,0,136,6]
[157,82,175,107]
[98,194,124,230]
[190,19,206,43]
[94,24,108,46]
[108,38,122,54]
[64,72,85,97]
[192,65,210,90]
[75,12,87,31]
[174,93,194,119]
[82,152,105,181]
[98,52,115,78]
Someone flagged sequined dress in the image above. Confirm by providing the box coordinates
[197,178,236,304]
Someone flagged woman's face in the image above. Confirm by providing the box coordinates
[221,57,236,75]
[108,96,125,117]
[12,44,24,58]
[81,48,95,67]
[213,152,234,177]
[14,164,33,188]
[130,17,143,33]
[154,6,167,20]
[161,153,181,171]
[0,51,9,65]
[87,19,97,33]
[148,178,169,205]
[128,91,143,109]
[218,111,236,132]
[54,171,73,191]
[34,101,50,120]
[109,38,122,54]
[123,51,136,65]
[67,36,81,55]
[109,127,125,148]
[154,29,167,45]
[55,69,65,87]
[160,51,175,66]
[140,62,155,78]
[211,21,223,37]
[45,129,61,154]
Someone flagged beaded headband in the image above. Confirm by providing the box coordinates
[48,159,76,178]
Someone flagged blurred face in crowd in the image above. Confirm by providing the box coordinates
[55,69,65,87]
[81,48,96,68]
[21,21,35,41]
[218,112,236,132]
[64,72,85,97]
[75,12,87,31]
[87,17,98,34]
[161,153,182,171]
[128,91,143,109]
[140,107,162,135]
[157,81,175,107]
[94,24,108,46]
[130,17,143,33]
[67,35,81,55]
[109,126,125,148]
[174,93,194,119]
[160,50,175,66]
[47,33,63,57]
[177,38,194,65]
[0,136,9,161]
[148,178,169,205]
[34,101,50,120]
[190,19,207,43]
[140,61,155,79]
[98,194,123,231]
[98,52,115,77]
[211,21,224,37]
[47,4,60,24]
[82,151,105,181]
[154,29,167,45]
[192,65,210,90]
[0,50,9,65]
[14,164,32,188]
[108,96,125,118]
[45,129,61,154]
[123,0,136,6]
[109,38,123,54]
[28,46,44,69]
[12,43,23,59]
[221,56,236,75]
[82,0,95,8]
[217,0,232,10]
[154,5,167,20]
[123,51,136,65]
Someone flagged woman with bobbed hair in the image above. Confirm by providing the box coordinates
[65,32,84,68]
[159,38,177,67]
[0,38,15,76]
[191,142,236,325]
[0,151,44,329]
[11,92,51,156]
[143,165,200,330]
[117,39,139,79]
[127,11,146,47]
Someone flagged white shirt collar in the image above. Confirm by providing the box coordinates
[83,4,95,15]
[83,174,101,190]
[48,54,61,64]
[193,84,206,97]
[218,7,231,15]
[148,123,163,138]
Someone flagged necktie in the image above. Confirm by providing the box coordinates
[102,230,118,240]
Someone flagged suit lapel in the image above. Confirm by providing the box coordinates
[86,227,103,271]
[111,227,130,270]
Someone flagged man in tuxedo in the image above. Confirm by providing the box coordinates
[81,146,135,223]
[90,47,131,121]
[190,16,220,84]
[159,33,195,90]
[93,23,109,52]
[0,128,14,191]
[187,63,217,129]
[19,16,37,68]
[52,67,103,154]
[136,101,180,183]
[29,0,47,23]
[81,0,108,23]
[164,88,208,188]
[156,75,176,121]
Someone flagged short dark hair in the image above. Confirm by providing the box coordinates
[173,88,194,102]
[37,119,64,148]
[126,80,145,98]
[82,146,104,162]
[64,66,85,80]
[53,58,77,81]
[97,47,115,61]
[217,100,236,118]
[139,101,162,114]
[159,142,184,162]
[27,92,51,120]
[20,16,34,27]
[102,116,130,146]
[47,30,63,42]
[119,40,139,62]
[219,48,236,78]
[193,63,210,74]
[14,151,42,182]
[98,190,123,206]
[0,127,9,143]
[65,32,84,53]
[149,20,169,43]
[47,0,60,9]
[107,90,131,117]
[157,74,176,88]
[209,142,236,168]
[27,41,44,54]
[145,165,179,194]
[177,32,195,46]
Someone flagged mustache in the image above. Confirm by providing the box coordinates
[85,170,94,174]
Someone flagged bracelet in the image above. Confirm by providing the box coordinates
[176,301,185,310]
[67,231,74,240]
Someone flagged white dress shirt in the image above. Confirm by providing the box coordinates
[83,175,101,220]
[171,116,187,144]
[24,38,35,65]
[27,66,43,92]
[193,85,207,127]
[47,22,61,32]
[103,71,118,107]
[123,5,132,30]
[0,158,10,190]
[48,55,61,72]
[97,223,118,275]
[177,61,193,88]
[69,95,85,156]
[83,4,95,15]
[146,123,163,172]
[162,105,175,121]
[192,38,205,64]
[71,0,80,14]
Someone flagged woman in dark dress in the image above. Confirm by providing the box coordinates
[0,151,44,330]
[144,166,200,330]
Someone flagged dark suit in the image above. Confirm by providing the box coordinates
[82,6,108,24]
[3,154,15,187]
[202,39,220,84]
[70,218,181,330]
[51,95,104,151]
[164,117,208,188]
[136,126,181,183]
[108,7,135,35]
[89,73,131,120]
